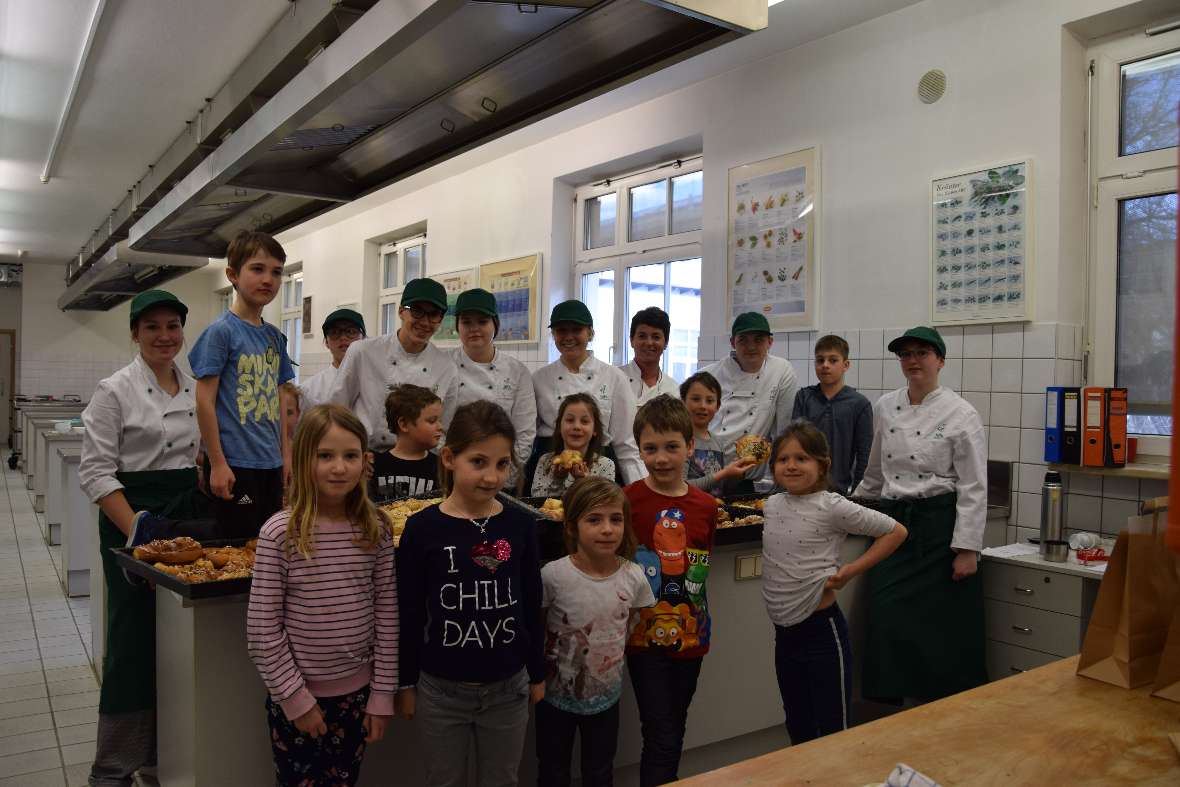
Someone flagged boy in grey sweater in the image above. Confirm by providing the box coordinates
[791,335,873,494]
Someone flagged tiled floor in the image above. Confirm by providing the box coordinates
[0,465,98,787]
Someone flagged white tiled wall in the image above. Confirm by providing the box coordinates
[696,320,1156,546]
[20,351,132,399]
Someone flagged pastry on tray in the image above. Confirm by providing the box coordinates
[540,498,564,521]
[203,546,256,569]
[133,536,203,564]
[550,449,584,471]
[380,497,444,540]
[734,434,772,464]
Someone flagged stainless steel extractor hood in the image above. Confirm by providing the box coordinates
[57,243,208,312]
[127,0,765,258]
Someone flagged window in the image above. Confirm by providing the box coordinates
[1090,27,1180,441]
[378,235,427,335]
[280,271,303,381]
[216,287,232,315]
[574,158,703,377]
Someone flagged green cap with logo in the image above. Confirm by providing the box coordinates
[321,308,365,336]
[129,289,188,327]
[549,300,593,327]
[454,288,498,318]
[400,278,448,312]
[730,311,771,337]
[887,326,946,358]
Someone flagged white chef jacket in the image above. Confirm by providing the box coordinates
[533,354,645,483]
[452,347,537,467]
[853,386,988,553]
[701,353,799,464]
[329,333,459,451]
[298,364,338,409]
[619,361,680,406]
[79,354,200,503]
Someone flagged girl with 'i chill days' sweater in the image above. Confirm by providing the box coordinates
[397,400,546,787]
[246,404,398,787]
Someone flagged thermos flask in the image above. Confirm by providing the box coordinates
[1039,471,1068,562]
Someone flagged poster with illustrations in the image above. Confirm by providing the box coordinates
[480,254,540,344]
[727,148,819,330]
[429,268,477,344]
[931,160,1032,325]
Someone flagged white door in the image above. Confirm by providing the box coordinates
[0,333,12,446]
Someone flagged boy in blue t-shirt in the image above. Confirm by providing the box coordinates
[189,230,295,538]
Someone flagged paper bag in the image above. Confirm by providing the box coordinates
[1077,512,1180,688]
[1152,558,1180,701]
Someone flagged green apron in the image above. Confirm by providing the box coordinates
[97,467,200,714]
[862,492,987,702]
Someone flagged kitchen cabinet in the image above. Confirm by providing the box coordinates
[981,551,1102,681]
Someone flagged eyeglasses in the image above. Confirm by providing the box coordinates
[326,326,362,340]
[403,305,445,323]
[896,348,933,360]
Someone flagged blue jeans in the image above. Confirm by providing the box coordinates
[625,652,703,787]
[417,669,531,787]
[774,603,853,744]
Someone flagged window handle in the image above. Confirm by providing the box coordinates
[1012,625,1032,634]
[1013,586,1033,595]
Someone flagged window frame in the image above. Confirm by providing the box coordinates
[280,270,304,381]
[378,234,427,336]
[1088,26,1180,450]
[572,158,704,368]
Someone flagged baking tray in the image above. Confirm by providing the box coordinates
[500,493,566,560]
[112,539,254,600]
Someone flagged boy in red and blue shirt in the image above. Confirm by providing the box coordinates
[623,394,718,787]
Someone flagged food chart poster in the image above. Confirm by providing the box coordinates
[727,147,818,330]
[930,160,1032,325]
[429,267,477,344]
[479,254,540,344]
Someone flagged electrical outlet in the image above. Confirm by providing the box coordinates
[734,553,762,580]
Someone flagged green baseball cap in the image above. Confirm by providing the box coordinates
[888,326,946,358]
[400,278,448,312]
[454,288,498,318]
[321,308,365,336]
[549,300,593,327]
[129,289,187,327]
[730,311,771,337]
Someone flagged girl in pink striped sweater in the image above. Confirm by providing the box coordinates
[247,404,398,786]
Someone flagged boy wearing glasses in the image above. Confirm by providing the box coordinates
[300,308,367,408]
[330,278,459,450]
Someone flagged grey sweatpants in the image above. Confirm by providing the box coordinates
[88,710,155,787]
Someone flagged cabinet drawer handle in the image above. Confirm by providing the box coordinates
[1012,625,1032,634]
[1010,666,1026,673]
[1013,586,1033,595]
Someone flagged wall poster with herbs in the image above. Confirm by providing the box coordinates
[727,147,818,330]
[930,160,1032,325]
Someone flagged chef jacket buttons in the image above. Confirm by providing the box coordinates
[890,428,895,433]
[184,388,189,393]
[167,442,172,448]
[459,382,465,387]
[460,363,465,368]
[392,360,398,365]
[917,431,921,435]
[147,388,153,394]
[910,455,915,460]
[558,376,563,380]
[887,454,892,459]
[422,368,427,373]
[488,385,493,390]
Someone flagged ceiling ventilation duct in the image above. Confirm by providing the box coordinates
[57,243,207,311]
[121,0,765,260]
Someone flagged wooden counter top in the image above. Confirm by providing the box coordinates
[679,656,1180,786]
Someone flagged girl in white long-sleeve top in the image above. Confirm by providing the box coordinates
[853,326,989,702]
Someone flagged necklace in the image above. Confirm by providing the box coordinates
[470,516,491,535]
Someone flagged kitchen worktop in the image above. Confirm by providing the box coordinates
[678,656,1180,786]
[982,542,1110,579]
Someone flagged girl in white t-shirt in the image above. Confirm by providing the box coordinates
[536,477,655,787]
[762,420,907,744]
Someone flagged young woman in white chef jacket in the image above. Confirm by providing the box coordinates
[853,326,989,701]
[450,288,537,480]
[80,290,216,787]
[529,300,645,487]
[700,312,799,492]
[299,308,366,408]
